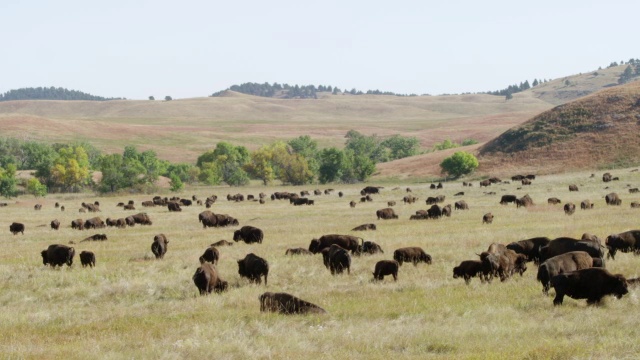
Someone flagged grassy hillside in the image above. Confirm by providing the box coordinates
[2,170,640,358]
[478,81,640,175]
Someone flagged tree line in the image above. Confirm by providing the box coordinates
[0,87,123,101]
[211,82,419,99]
[0,131,420,197]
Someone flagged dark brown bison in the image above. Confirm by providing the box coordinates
[193,262,228,295]
[130,213,152,225]
[453,260,485,284]
[125,216,135,227]
[238,253,269,284]
[387,201,396,207]
[547,197,562,205]
[360,186,382,195]
[114,218,126,228]
[479,179,491,187]
[425,197,437,205]
[629,188,639,194]
[427,204,442,219]
[81,234,107,242]
[351,223,376,231]
[605,192,621,206]
[285,248,313,256]
[429,184,436,189]
[199,246,219,264]
[376,208,398,220]
[539,237,604,263]
[309,234,362,254]
[512,175,525,181]
[84,217,105,229]
[199,211,217,228]
[214,214,239,227]
[454,191,464,196]
[550,268,628,305]
[50,219,60,230]
[349,201,356,208]
[403,195,418,204]
[168,202,182,212]
[569,184,579,192]
[105,218,117,227]
[479,249,527,282]
[482,213,494,224]
[631,202,640,208]
[71,219,84,230]
[151,234,168,259]
[142,201,155,207]
[211,239,234,247]
[41,244,75,267]
[500,195,517,205]
[580,200,594,210]
[179,199,192,206]
[454,200,468,210]
[34,204,42,210]
[338,191,343,197]
[602,173,612,182]
[521,178,532,185]
[564,203,576,215]
[9,222,24,235]
[441,204,452,217]
[233,226,264,244]
[373,260,399,281]
[123,204,135,210]
[605,230,640,260]
[79,251,96,268]
[506,237,551,263]
[358,241,384,255]
[516,194,534,208]
[259,292,326,314]
[291,197,313,206]
[537,251,601,294]
[393,247,432,266]
[324,244,351,275]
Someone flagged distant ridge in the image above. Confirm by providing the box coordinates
[0,86,123,101]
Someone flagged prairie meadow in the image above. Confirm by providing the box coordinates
[1,168,640,359]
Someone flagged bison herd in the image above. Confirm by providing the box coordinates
[11,173,640,314]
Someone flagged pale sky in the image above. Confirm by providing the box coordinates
[1,0,637,100]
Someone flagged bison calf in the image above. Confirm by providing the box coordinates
[238,253,269,284]
[373,260,399,281]
[79,251,96,268]
[193,262,228,295]
[151,234,169,259]
[453,260,485,284]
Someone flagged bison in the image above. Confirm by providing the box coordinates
[548,197,562,205]
[373,260,399,281]
[233,226,264,244]
[376,208,398,220]
[550,268,628,305]
[71,219,84,230]
[393,247,431,266]
[537,251,601,294]
[358,241,384,255]
[238,253,269,285]
[199,246,219,264]
[324,244,351,275]
[41,244,75,267]
[193,262,228,295]
[79,251,96,268]
[168,202,182,212]
[506,237,551,263]
[453,260,485,284]
[564,203,576,215]
[309,234,362,254]
[569,184,579,192]
[360,186,382,195]
[605,192,621,206]
[131,212,152,225]
[427,205,443,219]
[605,230,640,260]
[81,234,107,242]
[259,292,326,314]
[84,217,105,229]
[50,219,60,230]
[285,248,313,256]
[479,179,491,187]
[539,237,604,263]
[482,213,494,224]
[9,222,24,235]
[351,223,377,231]
[151,234,169,259]
[454,200,469,210]
[580,200,594,210]
[500,195,517,205]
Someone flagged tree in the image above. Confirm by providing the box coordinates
[440,151,479,178]
[165,96,172,101]
[0,164,18,198]
[169,173,184,192]
[433,139,459,151]
[50,146,91,192]
[149,96,155,100]
[196,142,250,186]
[381,135,419,160]
[505,92,513,101]
[26,177,47,197]
[318,148,347,184]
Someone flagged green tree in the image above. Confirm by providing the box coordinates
[440,151,479,178]
[318,148,347,184]
[433,139,459,151]
[169,173,184,192]
[96,153,146,193]
[288,135,319,176]
[149,96,155,100]
[26,177,47,197]
[165,96,172,101]
[505,92,513,101]
[196,142,250,186]
[51,146,91,192]
[381,135,419,160]
[461,139,478,146]
[0,164,18,198]
[198,162,222,185]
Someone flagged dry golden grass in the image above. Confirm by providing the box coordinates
[2,169,640,358]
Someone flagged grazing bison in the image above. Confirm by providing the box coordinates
[629,188,639,194]
[506,237,551,263]
[602,173,612,182]
[324,244,351,275]
[84,217,105,229]
[376,208,398,220]
[233,226,264,244]
[50,219,60,230]
[550,268,628,305]
[564,203,576,215]
[125,216,136,227]
[81,234,107,242]
[548,197,562,205]
[309,234,362,254]
[479,179,491,187]
[238,253,269,285]
[9,222,24,235]
[453,260,485,284]
[34,204,42,210]
[631,202,640,208]
[123,204,135,210]
[214,214,239,227]
[403,195,418,204]
[142,201,155,207]
[482,213,494,224]
[425,197,438,205]
[259,292,326,314]
[151,234,169,259]
[349,201,356,208]
[71,219,84,230]
[521,179,532,185]
[211,239,234,247]
[569,184,579,192]
[605,192,621,206]
[441,204,452,217]
[373,260,399,281]
[479,249,527,282]
[79,251,96,268]
[500,195,517,205]
[454,200,468,210]
[605,230,640,260]
[199,211,217,228]
[539,237,604,263]
[537,251,600,294]
[193,262,228,295]
[199,246,219,265]
[285,248,313,256]
[516,194,534,208]
[168,202,182,212]
[580,200,594,210]
[454,191,464,196]
[358,241,384,255]
[393,247,432,266]
[427,204,443,219]
[131,212,152,225]
[360,186,382,195]
[41,244,75,267]
[351,223,376,231]
[179,199,192,206]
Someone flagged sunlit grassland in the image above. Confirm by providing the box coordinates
[1,168,640,358]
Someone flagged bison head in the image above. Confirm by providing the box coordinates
[422,253,432,264]
[237,260,247,276]
[308,239,320,253]
[452,266,461,278]
[41,250,48,265]
[614,275,629,299]
[233,230,241,241]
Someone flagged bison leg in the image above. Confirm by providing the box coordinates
[464,275,471,285]
[553,292,564,305]
[392,272,397,281]
[264,274,268,286]
[586,297,603,306]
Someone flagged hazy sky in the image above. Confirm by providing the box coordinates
[2,0,637,100]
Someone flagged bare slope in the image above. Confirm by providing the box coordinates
[478,81,640,175]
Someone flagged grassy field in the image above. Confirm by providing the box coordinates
[1,168,640,359]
